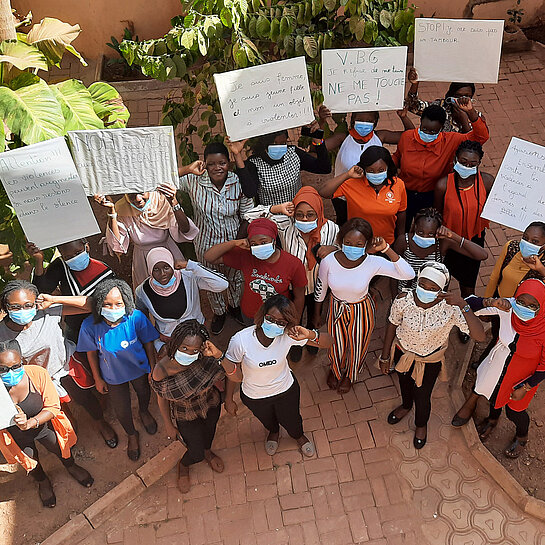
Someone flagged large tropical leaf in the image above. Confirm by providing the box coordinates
[0,41,48,71]
[51,79,104,132]
[0,79,64,144]
[26,18,87,67]
[87,82,130,128]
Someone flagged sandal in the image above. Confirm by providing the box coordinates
[387,405,410,425]
[67,464,94,488]
[504,436,528,459]
[299,441,316,457]
[204,451,225,473]
[99,421,118,449]
[337,376,352,394]
[38,477,56,508]
[177,460,191,493]
[476,418,498,441]
[265,440,279,456]
[326,370,339,390]
[127,431,140,461]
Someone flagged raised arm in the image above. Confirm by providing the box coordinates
[376,108,415,145]
[319,165,364,199]
[295,142,331,174]
[37,294,92,316]
[203,238,250,265]
[437,226,488,261]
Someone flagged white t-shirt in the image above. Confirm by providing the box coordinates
[225,326,307,399]
[334,133,383,176]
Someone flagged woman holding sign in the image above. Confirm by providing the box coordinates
[229,130,331,206]
[95,186,199,288]
[0,340,93,508]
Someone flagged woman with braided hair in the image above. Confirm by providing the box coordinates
[393,207,488,292]
[151,319,240,493]
[435,141,494,300]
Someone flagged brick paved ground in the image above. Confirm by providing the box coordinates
[43,49,545,544]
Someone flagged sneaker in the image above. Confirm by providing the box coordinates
[211,313,226,335]
[228,305,245,325]
[289,345,303,362]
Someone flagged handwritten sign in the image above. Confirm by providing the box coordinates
[414,18,504,83]
[481,138,545,232]
[322,47,407,112]
[213,57,314,141]
[0,380,17,429]
[0,138,100,250]
[68,126,178,196]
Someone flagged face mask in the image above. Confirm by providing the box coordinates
[413,234,436,249]
[415,285,440,304]
[418,129,439,143]
[366,171,388,185]
[512,300,537,322]
[101,307,126,323]
[453,161,478,179]
[1,366,25,387]
[65,250,90,271]
[9,307,37,326]
[261,319,285,338]
[129,199,151,212]
[174,350,200,366]
[267,145,288,161]
[342,244,366,261]
[520,239,542,259]
[152,275,176,288]
[354,121,374,137]
[251,242,275,260]
[295,219,318,233]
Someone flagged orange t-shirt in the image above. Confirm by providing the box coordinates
[334,176,407,244]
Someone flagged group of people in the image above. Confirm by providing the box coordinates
[2,68,545,505]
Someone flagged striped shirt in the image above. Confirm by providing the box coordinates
[178,171,254,254]
[243,205,339,294]
[398,233,443,292]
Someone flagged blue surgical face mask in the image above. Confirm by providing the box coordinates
[267,145,288,161]
[342,244,366,261]
[152,275,176,288]
[453,161,478,179]
[251,242,275,260]
[295,219,318,233]
[8,307,37,326]
[366,171,388,185]
[415,285,440,304]
[261,319,285,338]
[101,307,126,323]
[413,234,436,248]
[174,350,200,366]
[520,239,542,259]
[512,300,537,321]
[418,128,439,143]
[129,199,151,212]
[354,121,374,137]
[1,366,25,387]
[65,250,90,271]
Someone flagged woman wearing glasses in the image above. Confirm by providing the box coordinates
[223,295,332,457]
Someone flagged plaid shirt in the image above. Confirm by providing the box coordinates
[151,357,224,422]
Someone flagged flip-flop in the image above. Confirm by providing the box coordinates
[504,436,527,459]
[265,440,279,456]
[299,441,316,457]
[205,452,225,473]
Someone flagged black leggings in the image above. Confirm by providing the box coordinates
[397,358,442,428]
[488,387,530,438]
[177,404,221,467]
[304,294,316,328]
[241,378,304,439]
[107,374,151,435]
[60,375,104,421]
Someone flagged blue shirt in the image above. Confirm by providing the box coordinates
[77,310,159,385]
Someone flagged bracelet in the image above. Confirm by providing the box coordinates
[216,353,225,365]
[460,237,465,247]
[226,363,238,376]
[172,203,182,212]
[311,329,319,342]
[33,417,39,428]
[381,243,390,253]
[311,139,325,146]
[379,356,390,362]
[107,213,117,218]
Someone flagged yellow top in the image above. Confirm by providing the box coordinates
[485,241,531,298]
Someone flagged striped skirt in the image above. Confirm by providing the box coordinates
[327,295,375,382]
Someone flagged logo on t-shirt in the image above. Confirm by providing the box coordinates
[249,277,278,301]
[120,340,129,349]
[259,360,277,367]
[385,191,395,204]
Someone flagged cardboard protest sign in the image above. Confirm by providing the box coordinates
[322,47,407,112]
[213,57,314,141]
[68,126,178,196]
[414,18,504,83]
[0,381,17,429]
[0,138,100,250]
[481,137,545,232]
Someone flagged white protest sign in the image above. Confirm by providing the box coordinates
[213,57,314,141]
[0,138,100,250]
[68,126,178,196]
[0,380,17,429]
[414,18,504,83]
[322,47,407,112]
[481,138,545,232]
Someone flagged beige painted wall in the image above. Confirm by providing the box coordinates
[13,0,545,60]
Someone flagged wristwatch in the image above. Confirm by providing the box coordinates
[461,304,471,313]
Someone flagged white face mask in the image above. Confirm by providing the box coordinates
[174,350,200,366]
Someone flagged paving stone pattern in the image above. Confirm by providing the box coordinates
[64,51,545,544]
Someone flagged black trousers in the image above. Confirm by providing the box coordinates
[60,375,104,421]
[397,358,442,428]
[240,378,304,439]
[332,198,348,226]
[488,386,530,437]
[304,294,316,328]
[107,374,151,435]
[177,404,221,467]
[405,190,435,232]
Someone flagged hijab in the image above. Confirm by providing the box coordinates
[115,191,175,230]
[247,217,278,240]
[146,247,182,297]
[511,278,545,338]
[292,186,326,270]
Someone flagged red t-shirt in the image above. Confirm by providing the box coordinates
[223,248,307,318]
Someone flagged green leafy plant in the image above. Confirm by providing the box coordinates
[106,26,143,79]
[0,14,131,287]
[507,0,524,24]
[118,0,415,163]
